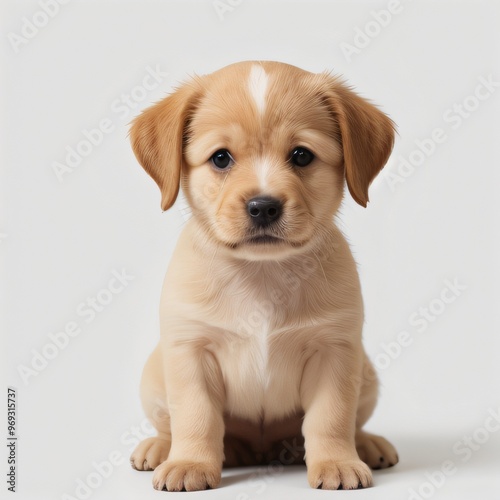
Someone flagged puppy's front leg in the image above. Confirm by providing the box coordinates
[301,341,372,490]
[152,339,224,492]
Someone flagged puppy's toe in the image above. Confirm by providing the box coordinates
[130,437,170,471]
[152,460,221,491]
[308,459,372,490]
[356,431,399,470]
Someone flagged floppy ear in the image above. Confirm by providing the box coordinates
[324,77,395,207]
[130,81,201,211]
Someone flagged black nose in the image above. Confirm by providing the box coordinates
[247,196,283,227]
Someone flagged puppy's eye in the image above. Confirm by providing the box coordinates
[290,147,314,167]
[211,149,234,170]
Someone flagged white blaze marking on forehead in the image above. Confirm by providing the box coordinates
[255,157,272,191]
[248,64,268,116]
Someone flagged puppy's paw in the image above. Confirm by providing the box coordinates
[152,460,221,491]
[130,437,170,471]
[307,459,372,490]
[356,431,399,470]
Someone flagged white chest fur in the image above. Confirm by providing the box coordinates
[217,303,272,418]
[212,293,305,422]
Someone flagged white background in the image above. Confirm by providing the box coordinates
[2,1,500,499]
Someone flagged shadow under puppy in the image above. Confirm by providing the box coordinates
[129,61,398,491]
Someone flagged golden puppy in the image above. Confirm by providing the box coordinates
[129,61,398,491]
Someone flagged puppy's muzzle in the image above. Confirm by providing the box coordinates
[247,196,282,228]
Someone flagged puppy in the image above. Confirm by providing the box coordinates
[129,61,398,491]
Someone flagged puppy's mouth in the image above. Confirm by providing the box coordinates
[245,234,284,245]
[225,232,286,249]
[236,233,307,249]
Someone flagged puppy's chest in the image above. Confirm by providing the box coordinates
[207,266,304,329]
[213,291,304,420]
[217,319,297,420]
[201,266,324,419]
[220,293,275,377]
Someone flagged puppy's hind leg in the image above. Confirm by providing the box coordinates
[131,344,171,471]
[355,355,399,470]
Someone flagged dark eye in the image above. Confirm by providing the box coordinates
[211,149,234,170]
[290,147,314,167]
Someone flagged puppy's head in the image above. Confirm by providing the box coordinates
[131,61,395,260]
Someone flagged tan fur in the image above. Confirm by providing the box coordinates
[129,61,398,491]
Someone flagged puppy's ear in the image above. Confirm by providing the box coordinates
[324,77,395,207]
[130,81,201,211]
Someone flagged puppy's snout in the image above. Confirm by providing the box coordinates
[247,196,282,227]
